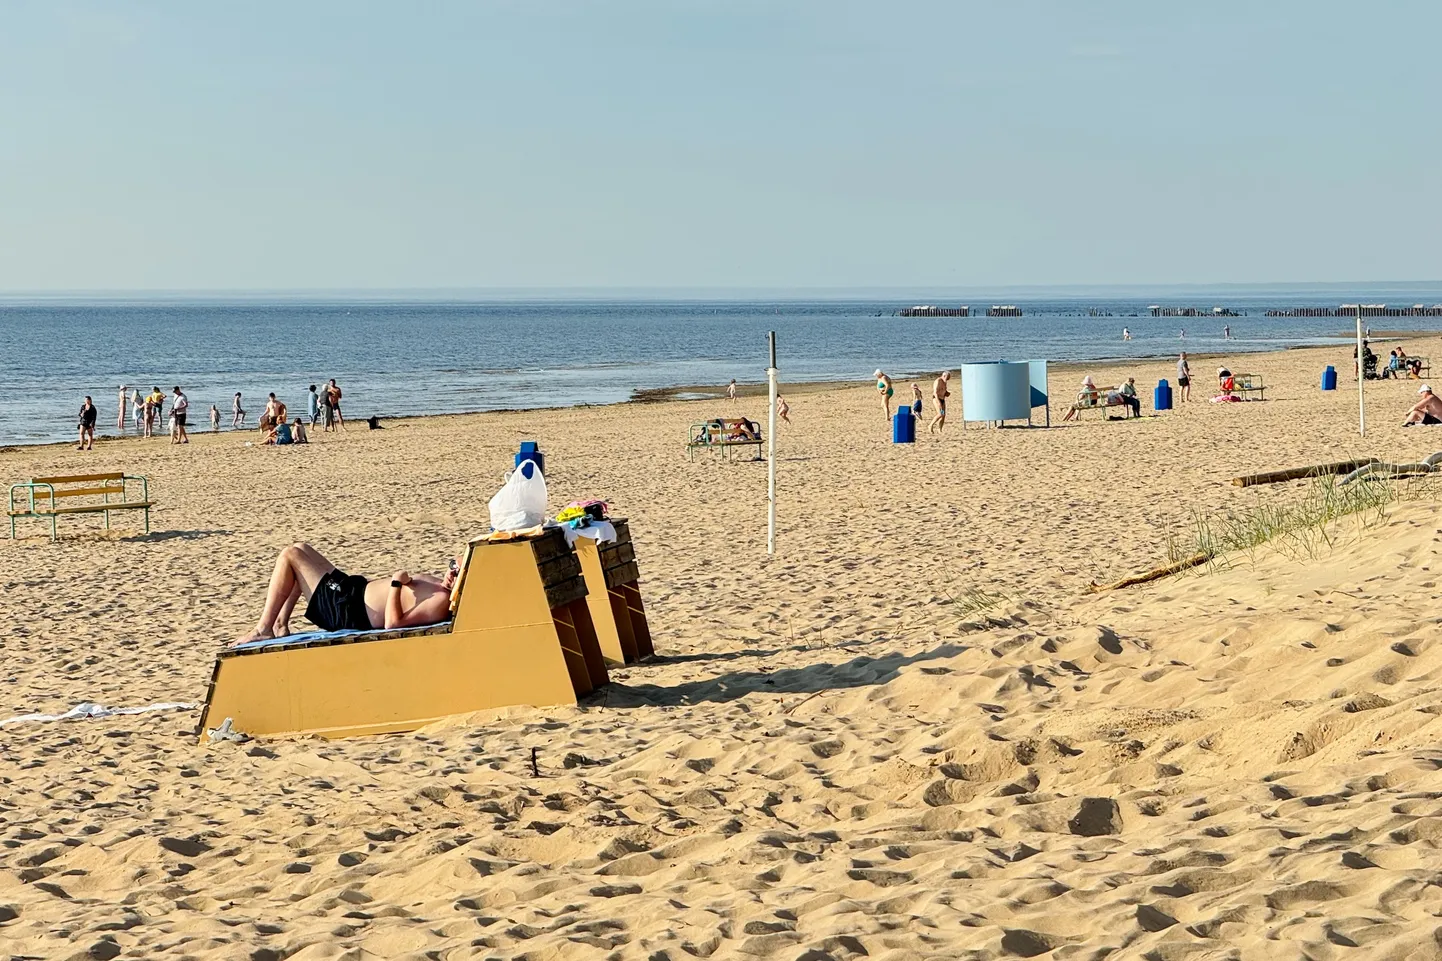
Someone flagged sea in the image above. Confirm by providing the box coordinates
[3,285,1441,446]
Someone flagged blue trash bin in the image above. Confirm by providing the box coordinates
[892,407,915,444]
[1154,378,1173,412]
[1321,365,1337,391]
[515,441,545,475]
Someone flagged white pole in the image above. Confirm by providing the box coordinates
[1356,307,1366,437]
[767,331,778,556]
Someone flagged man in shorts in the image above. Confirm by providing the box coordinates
[170,386,190,444]
[233,543,460,644]
[1176,353,1191,402]
[1403,385,1442,426]
[929,370,951,434]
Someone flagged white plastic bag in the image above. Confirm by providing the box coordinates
[489,461,548,531]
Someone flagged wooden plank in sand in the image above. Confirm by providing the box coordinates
[1231,458,1378,488]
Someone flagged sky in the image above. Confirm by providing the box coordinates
[0,1,1438,292]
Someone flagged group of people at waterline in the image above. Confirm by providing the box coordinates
[75,380,346,451]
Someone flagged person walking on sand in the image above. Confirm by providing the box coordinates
[232,391,246,428]
[776,393,791,425]
[326,379,345,430]
[116,385,128,431]
[726,379,737,405]
[875,370,894,420]
[170,386,190,444]
[77,396,97,450]
[307,384,320,427]
[210,404,220,432]
[1176,352,1191,402]
[930,370,951,434]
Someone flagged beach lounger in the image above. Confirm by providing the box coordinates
[573,518,654,666]
[196,527,608,742]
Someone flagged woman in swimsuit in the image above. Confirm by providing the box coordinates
[875,370,894,420]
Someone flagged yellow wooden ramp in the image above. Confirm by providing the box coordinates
[197,528,607,742]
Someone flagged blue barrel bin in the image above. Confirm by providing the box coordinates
[1321,365,1338,391]
[892,406,915,444]
[515,441,545,475]
[1154,378,1173,412]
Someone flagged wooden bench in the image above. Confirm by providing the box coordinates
[1063,386,1135,421]
[1227,373,1266,400]
[8,472,152,542]
[687,417,764,461]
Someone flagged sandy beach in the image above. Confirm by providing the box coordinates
[6,337,1442,959]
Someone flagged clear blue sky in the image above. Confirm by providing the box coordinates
[0,2,1437,291]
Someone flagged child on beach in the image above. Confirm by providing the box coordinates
[911,383,923,417]
[726,379,737,405]
[777,393,791,425]
[210,405,221,432]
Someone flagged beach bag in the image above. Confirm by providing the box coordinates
[489,460,548,531]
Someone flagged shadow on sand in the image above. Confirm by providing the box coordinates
[598,643,967,708]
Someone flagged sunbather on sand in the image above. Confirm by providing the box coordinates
[1403,384,1442,426]
[233,544,459,645]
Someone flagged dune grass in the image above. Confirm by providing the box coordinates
[1165,474,1421,567]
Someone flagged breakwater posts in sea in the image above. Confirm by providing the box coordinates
[896,306,970,317]
[987,305,1023,317]
[1148,306,1243,317]
[1264,305,1442,318]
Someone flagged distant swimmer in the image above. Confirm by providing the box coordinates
[232,391,246,428]
[1223,325,1231,339]
[929,370,951,434]
[875,369,894,420]
[1122,327,1132,341]
[1180,328,1187,339]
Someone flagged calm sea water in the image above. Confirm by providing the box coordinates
[2,289,1440,445]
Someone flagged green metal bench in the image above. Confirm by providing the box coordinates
[1231,374,1266,400]
[687,418,763,462]
[9,472,152,542]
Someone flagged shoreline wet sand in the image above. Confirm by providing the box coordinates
[4,335,1442,957]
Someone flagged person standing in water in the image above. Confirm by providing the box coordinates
[874,370,894,420]
[232,392,246,428]
[131,389,144,431]
[930,370,951,434]
[1122,327,1132,341]
[116,385,129,431]
[1223,324,1231,340]
[325,379,345,430]
[210,404,221,432]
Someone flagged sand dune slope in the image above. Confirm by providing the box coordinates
[5,502,1442,959]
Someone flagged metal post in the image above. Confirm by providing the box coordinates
[767,331,778,556]
[1356,306,1366,437]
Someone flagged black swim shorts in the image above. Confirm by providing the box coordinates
[1424,413,1442,426]
[174,412,187,427]
[305,569,373,632]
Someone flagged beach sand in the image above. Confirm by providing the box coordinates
[4,338,1442,958]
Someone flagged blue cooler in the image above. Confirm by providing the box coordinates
[515,441,545,475]
[1321,365,1337,391]
[892,407,915,444]
[1153,378,1173,412]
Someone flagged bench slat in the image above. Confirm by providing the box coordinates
[29,473,126,485]
[9,502,153,517]
[29,485,127,500]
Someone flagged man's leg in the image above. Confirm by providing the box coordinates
[235,543,337,644]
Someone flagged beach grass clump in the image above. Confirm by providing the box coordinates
[1166,475,1407,567]
[945,582,1012,617]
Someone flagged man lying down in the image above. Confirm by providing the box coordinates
[234,543,460,645]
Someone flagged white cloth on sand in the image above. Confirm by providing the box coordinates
[0,701,198,728]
